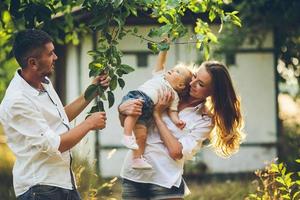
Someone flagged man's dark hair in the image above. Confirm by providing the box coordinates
[13,29,53,69]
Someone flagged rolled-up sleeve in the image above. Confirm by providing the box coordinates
[8,98,61,156]
[178,116,212,160]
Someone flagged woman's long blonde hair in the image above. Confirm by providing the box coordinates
[203,61,245,158]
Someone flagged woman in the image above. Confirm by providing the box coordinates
[118,60,245,200]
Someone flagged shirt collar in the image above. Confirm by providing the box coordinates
[15,69,49,96]
[194,102,204,111]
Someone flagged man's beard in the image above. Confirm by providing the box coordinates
[41,65,54,83]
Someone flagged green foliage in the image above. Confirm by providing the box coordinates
[246,159,300,200]
[0,126,16,200]
[0,0,241,110]
[217,0,300,96]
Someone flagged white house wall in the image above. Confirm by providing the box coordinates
[66,36,96,162]
[231,53,276,143]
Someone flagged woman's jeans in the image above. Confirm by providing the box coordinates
[17,185,81,200]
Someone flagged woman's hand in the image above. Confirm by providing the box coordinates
[118,99,143,127]
[153,88,174,117]
[118,99,144,116]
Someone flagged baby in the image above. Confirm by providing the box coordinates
[120,49,192,169]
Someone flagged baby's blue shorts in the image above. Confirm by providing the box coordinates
[121,90,154,126]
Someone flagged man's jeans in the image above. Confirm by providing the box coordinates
[17,185,81,200]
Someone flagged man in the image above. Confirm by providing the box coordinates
[0,29,108,200]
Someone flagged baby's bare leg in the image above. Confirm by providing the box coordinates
[124,115,139,136]
[132,124,147,159]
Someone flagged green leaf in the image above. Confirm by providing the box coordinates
[118,78,125,89]
[209,10,216,22]
[188,1,207,13]
[148,24,172,38]
[89,68,101,77]
[84,84,97,101]
[275,177,286,186]
[293,191,300,200]
[113,16,123,29]
[207,32,218,43]
[91,105,99,113]
[87,50,98,57]
[232,19,242,27]
[270,163,279,173]
[196,41,202,49]
[120,64,135,74]
[281,194,291,199]
[3,11,11,23]
[278,187,288,191]
[107,91,115,108]
[157,42,170,51]
[109,75,118,91]
[203,45,210,60]
[164,13,174,23]
[281,166,287,175]
[295,159,300,163]
[231,11,239,15]
[116,69,124,77]
[113,0,123,8]
[147,42,159,54]
[279,163,284,170]
[91,17,107,29]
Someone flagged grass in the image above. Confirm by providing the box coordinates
[98,178,256,200]
[185,179,256,200]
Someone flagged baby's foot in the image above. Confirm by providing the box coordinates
[122,135,139,150]
[132,156,152,170]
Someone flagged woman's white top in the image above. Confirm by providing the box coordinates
[120,103,213,188]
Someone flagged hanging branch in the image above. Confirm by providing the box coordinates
[0,0,242,111]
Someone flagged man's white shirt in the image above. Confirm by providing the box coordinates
[0,70,74,196]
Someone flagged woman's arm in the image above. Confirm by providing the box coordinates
[153,112,183,160]
[153,90,183,160]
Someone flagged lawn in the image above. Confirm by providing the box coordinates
[95,177,256,200]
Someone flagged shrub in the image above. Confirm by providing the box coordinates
[246,159,300,200]
[72,155,118,200]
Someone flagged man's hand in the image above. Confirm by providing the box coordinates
[86,112,107,130]
[92,73,111,89]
